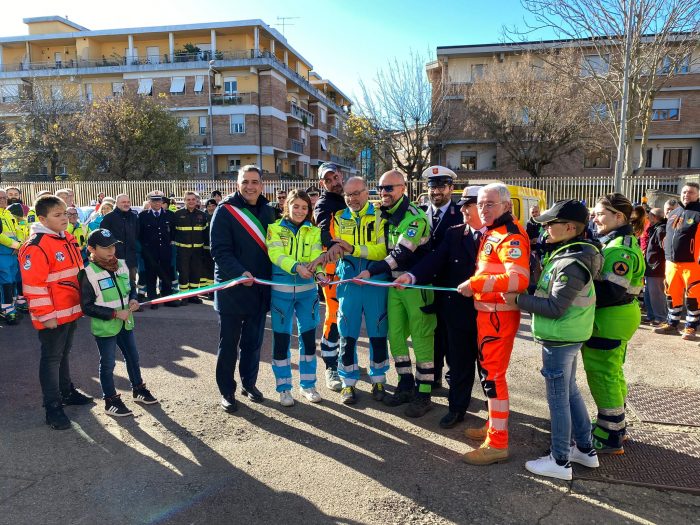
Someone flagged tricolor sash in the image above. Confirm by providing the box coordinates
[224,204,268,253]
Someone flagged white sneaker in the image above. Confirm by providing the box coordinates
[300,387,322,403]
[279,391,294,407]
[525,454,572,481]
[569,445,600,468]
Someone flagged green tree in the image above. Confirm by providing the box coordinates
[71,90,192,180]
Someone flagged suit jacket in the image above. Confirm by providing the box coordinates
[422,202,463,287]
[100,208,139,268]
[410,223,478,325]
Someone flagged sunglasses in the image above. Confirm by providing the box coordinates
[377,184,404,193]
[307,192,319,197]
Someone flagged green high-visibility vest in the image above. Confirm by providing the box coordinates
[84,260,133,337]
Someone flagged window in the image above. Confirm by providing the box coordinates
[659,55,690,75]
[194,75,205,94]
[84,83,93,102]
[590,103,608,122]
[223,77,237,95]
[230,114,245,134]
[137,78,153,96]
[178,117,190,130]
[112,82,124,96]
[584,149,612,169]
[320,107,327,124]
[581,54,609,77]
[471,64,486,81]
[198,156,208,174]
[199,116,207,135]
[652,98,680,121]
[170,77,186,95]
[663,148,691,169]
[460,151,477,170]
[146,46,160,64]
[51,85,62,101]
[320,137,328,151]
[1,84,20,103]
[183,161,193,173]
[228,157,241,172]
[645,148,653,168]
[303,162,308,178]
[301,129,307,145]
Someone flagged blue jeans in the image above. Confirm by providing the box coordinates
[541,342,591,461]
[95,327,143,398]
[644,276,667,323]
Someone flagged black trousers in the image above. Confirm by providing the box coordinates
[215,311,267,397]
[38,320,77,407]
[176,247,203,290]
[142,247,174,299]
[433,314,449,381]
[444,310,480,414]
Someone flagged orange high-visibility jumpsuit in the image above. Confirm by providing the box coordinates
[468,215,529,449]
[664,204,700,329]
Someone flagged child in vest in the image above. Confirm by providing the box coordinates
[79,228,158,417]
[503,200,603,481]
[19,195,93,430]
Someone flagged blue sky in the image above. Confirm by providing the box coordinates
[2,0,557,103]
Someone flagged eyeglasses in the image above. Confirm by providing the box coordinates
[307,192,319,197]
[377,184,404,193]
[476,201,503,209]
[345,189,367,198]
[277,196,286,200]
[67,212,78,217]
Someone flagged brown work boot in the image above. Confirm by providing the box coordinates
[653,322,678,335]
[463,422,488,441]
[461,442,509,465]
[681,327,697,341]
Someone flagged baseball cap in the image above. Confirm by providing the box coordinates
[422,165,455,187]
[318,162,340,179]
[534,199,589,225]
[456,186,482,207]
[87,228,122,248]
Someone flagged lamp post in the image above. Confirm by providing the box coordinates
[208,60,219,182]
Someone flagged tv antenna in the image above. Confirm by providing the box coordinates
[275,16,300,37]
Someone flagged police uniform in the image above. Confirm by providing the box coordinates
[582,225,644,452]
[420,166,463,387]
[139,193,177,301]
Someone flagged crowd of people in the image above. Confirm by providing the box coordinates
[2,162,693,482]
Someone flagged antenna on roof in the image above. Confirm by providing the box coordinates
[275,16,300,37]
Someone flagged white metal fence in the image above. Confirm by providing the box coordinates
[5,173,697,208]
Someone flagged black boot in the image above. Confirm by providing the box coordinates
[405,393,433,418]
[45,403,71,430]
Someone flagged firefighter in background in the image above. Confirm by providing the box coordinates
[356,170,436,418]
[313,162,346,392]
[655,182,700,341]
[584,193,644,454]
[458,183,530,465]
[328,176,389,405]
[174,191,208,303]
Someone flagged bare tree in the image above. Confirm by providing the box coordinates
[1,80,82,178]
[465,50,600,177]
[514,0,700,177]
[356,51,449,179]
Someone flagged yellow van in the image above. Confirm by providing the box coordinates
[416,184,546,225]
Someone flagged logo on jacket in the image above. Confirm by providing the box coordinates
[55,251,65,262]
[508,247,522,259]
[23,255,31,270]
[613,262,629,275]
[687,218,694,225]
[484,243,493,255]
[103,230,112,237]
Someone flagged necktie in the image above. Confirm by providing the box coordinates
[474,230,482,244]
[432,208,442,229]
[154,211,160,217]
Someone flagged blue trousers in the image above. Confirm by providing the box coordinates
[541,342,592,461]
[336,281,389,386]
[95,327,143,398]
[270,289,319,392]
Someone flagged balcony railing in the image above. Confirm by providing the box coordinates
[186,134,209,148]
[211,92,257,106]
[328,125,339,138]
[287,102,315,127]
[330,154,356,169]
[288,138,304,154]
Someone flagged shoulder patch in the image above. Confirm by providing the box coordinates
[507,247,522,259]
[406,228,417,238]
[509,240,520,246]
[613,262,629,275]
[484,243,493,255]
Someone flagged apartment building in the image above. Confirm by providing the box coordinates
[427,38,700,179]
[0,16,355,178]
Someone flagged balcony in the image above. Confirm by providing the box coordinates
[330,154,356,170]
[186,134,210,148]
[211,92,257,106]
[328,125,339,139]
[288,138,304,154]
[287,102,315,127]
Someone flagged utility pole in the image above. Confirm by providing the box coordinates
[614,0,635,193]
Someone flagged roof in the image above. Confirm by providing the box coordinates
[23,15,90,32]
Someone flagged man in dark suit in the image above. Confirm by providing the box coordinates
[396,185,482,428]
[420,166,463,389]
[138,191,180,309]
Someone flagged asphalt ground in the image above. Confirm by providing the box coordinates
[1,300,699,525]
